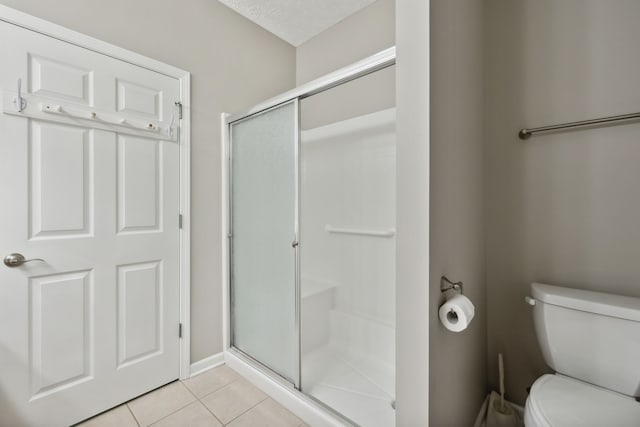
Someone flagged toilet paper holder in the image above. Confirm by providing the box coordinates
[441,276,464,295]
[439,276,474,331]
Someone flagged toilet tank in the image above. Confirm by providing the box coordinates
[530,282,640,397]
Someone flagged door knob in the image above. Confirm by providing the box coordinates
[3,253,45,267]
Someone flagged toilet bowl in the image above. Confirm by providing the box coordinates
[524,283,640,427]
[524,374,640,427]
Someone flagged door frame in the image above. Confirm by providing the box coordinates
[0,5,193,380]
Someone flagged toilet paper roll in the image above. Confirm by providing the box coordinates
[439,293,475,332]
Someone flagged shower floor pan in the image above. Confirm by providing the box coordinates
[302,345,395,427]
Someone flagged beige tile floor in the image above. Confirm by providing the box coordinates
[77,365,309,427]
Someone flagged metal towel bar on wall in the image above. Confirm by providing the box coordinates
[519,111,640,140]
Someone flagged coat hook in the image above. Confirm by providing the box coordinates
[13,78,27,112]
[167,114,175,137]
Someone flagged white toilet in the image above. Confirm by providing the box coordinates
[524,282,640,426]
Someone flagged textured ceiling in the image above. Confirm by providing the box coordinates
[218,0,377,46]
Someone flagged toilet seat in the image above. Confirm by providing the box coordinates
[525,374,640,427]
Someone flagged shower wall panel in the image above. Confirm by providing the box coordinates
[300,107,396,427]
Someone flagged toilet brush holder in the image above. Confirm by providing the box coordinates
[486,391,520,427]
[485,353,523,427]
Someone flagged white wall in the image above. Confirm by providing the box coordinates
[428,1,487,425]
[0,0,296,363]
[486,0,640,405]
[396,0,430,425]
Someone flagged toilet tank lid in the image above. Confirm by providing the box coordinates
[531,283,640,321]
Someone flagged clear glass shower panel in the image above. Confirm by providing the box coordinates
[230,101,297,383]
[300,67,396,427]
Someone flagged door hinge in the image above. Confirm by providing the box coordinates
[175,101,183,120]
[179,323,183,338]
[179,214,183,229]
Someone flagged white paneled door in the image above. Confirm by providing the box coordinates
[0,20,181,427]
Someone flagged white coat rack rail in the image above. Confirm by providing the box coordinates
[1,84,177,142]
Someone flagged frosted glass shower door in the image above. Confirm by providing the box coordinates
[229,101,298,384]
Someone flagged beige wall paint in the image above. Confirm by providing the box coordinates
[486,0,640,405]
[429,1,486,425]
[0,0,296,363]
[296,0,395,131]
[296,0,394,85]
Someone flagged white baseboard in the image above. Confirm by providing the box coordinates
[190,352,225,377]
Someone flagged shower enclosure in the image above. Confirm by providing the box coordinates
[223,48,396,427]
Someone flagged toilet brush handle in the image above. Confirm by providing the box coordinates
[499,353,505,411]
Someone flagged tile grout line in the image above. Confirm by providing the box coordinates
[135,383,199,427]
[197,368,300,426]
[125,403,142,427]
[180,379,200,400]
[144,398,198,427]
[123,379,184,426]
[195,377,252,425]
[124,371,300,427]
[191,373,269,426]
[181,374,243,426]
[219,395,269,426]
[196,396,226,426]
[178,377,226,426]
[195,376,242,401]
